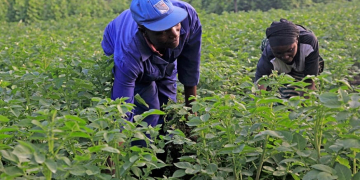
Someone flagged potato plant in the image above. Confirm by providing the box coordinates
[0,1,359,180]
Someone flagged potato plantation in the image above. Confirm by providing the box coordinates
[0,1,359,180]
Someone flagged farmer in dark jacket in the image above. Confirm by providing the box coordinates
[255,18,323,98]
[101,0,202,146]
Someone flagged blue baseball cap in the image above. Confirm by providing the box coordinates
[130,0,188,32]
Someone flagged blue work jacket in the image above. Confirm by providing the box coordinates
[101,0,202,125]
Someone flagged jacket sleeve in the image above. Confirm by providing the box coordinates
[101,20,116,56]
[255,45,274,83]
[303,33,319,76]
[177,6,202,87]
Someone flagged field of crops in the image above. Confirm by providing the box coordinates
[0,0,359,180]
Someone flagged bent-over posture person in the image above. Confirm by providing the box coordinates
[255,18,323,98]
[101,0,202,176]
[102,0,201,145]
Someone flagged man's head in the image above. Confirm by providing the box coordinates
[266,19,300,63]
[138,23,181,49]
[130,0,188,32]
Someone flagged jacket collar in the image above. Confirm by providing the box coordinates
[134,26,186,62]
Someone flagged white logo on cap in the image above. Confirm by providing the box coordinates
[154,0,169,14]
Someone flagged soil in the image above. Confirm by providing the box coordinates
[349,62,360,86]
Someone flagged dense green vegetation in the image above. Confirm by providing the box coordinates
[183,0,345,14]
[1,0,347,23]
[1,0,130,23]
[0,0,359,179]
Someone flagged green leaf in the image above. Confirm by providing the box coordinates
[336,139,360,149]
[335,111,351,122]
[88,145,107,153]
[319,92,342,108]
[31,120,44,129]
[317,172,337,180]
[289,96,301,107]
[336,156,350,168]
[311,164,336,174]
[74,154,91,161]
[353,172,360,180]
[257,97,284,104]
[273,170,286,176]
[84,164,100,175]
[1,150,18,163]
[338,89,350,104]
[57,156,71,166]
[303,170,321,180]
[69,131,91,138]
[254,130,284,139]
[232,144,245,153]
[205,163,218,174]
[65,115,87,125]
[142,154,153,162]
[278,131,293,142]
[334,163,351,180]
[291,173,301,180]
[134,132,145,140]
[13,144,32,160]
[0,115,9,123]
[263,166,275,172]
[174,162,193,169]
[130,146,142,152]
[293,167,307,174]
[34,152,45,164]
[349,94,360,108]
[69,165,86,176]
[292,133,307,150]
[131,166,142,177]
[279,158,302,164]
[172,169,186,178]
[186,118,202,126]
[4,166,23,176]
[218,147,235,154]
[10,108,21,117]
[140,109,165,119]
[185,167,199,174]
[0,144,12,150]
[0,127,18,133]
[103,132,115,143]
[329,144,343,153]
[17,140,35,152]
[296,150,312,157]
[129,155,139,163]
[200,113,210,122]
[102,146,120,153]
[135,93,149,108]
[45,159,57,173]
[0,134,13,140]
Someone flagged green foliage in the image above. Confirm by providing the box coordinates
[0,0,360,179]
[183,0,349,14]
[3,0,128,23]
[0,1,7,21]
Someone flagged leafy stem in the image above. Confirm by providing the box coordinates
[314,107,324,163]
[255,135,268,180]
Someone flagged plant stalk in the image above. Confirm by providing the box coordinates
[353,151,357,174]
[256,135,268,180]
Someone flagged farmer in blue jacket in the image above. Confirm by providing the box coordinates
[101,0,202,147]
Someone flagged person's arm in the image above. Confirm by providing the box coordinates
[177,6,202,105]
[302,33,320,91]
[184,86,196,107]
[101,20,116,56]
[111,56,141,121]
[255,45,274,91]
